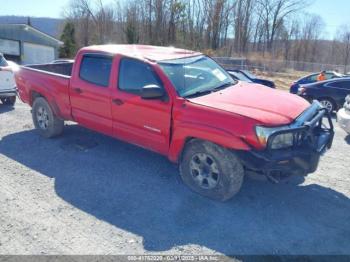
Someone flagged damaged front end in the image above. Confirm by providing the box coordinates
[237,101,334,183]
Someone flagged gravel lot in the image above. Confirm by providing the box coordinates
[0,100,350,256]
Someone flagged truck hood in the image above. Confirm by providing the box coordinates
[188,82,310,126]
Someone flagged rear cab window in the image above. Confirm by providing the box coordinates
[118,57,163,94]
[79,54,112,87]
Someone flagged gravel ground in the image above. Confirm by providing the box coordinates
[0,100,350,256]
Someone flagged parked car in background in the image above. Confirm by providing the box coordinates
[0,54,17,106]
[15,45,334,201]
[227,69,275,88]
[52,59,74,64]
[227,70,253,83]
[290,71,344,94]
[337,95,350,134]
[297,78,350,112]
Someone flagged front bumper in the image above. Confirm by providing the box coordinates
[0,87,17,98]
[337,108,350,134]
[237,101,334,177]
[298,94,313,103]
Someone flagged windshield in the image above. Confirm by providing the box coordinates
[228,71,252,82]
[158,55,235,97]
[242,70,257,79]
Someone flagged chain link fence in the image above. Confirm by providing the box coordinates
[213,57,347,74]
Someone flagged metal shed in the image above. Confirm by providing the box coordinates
[0,24,63,65]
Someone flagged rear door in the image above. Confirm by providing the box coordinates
[70,53,113,135]
[111,56,172,155]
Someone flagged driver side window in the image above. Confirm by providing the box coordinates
[118,58,162,94]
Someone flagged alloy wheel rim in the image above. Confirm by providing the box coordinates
[320,100,333,112]
[189,153,220,189]
[36,106,49,130]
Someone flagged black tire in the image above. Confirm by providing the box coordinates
[32,97,64,138]
[180,139,244,201]
[318,98,336,112]
[1,96,16,106]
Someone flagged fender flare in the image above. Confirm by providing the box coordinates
[168,122,250,163]
[28,83,62,119]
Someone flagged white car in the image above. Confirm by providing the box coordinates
[0,54,17,106]
[337,95,350,134]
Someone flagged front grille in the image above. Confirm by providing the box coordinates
[267,101,334,151]
[293,131,307,147]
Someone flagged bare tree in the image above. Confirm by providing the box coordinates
[256,0,308,52]
[234,0,254,55]
[61,0,350,70]
[336,25,350,73]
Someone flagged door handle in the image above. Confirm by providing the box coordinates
[112,98,124,106]
[74,88,83,94]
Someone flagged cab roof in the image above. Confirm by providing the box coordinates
[80,44,202,62]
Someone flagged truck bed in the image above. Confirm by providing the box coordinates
[16,62,73,120]
[25,62,73,77]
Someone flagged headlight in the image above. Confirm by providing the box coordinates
[255,126,294,149]
[297,87,306,94]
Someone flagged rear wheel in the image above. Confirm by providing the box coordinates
[1,96,16,106]
[32,97,64,138]
[180,140,244,201]
[319,98,335,112]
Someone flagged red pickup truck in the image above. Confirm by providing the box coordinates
[15,45,334,201]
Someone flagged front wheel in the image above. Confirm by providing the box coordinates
[1,96,16,106]
[319,98,335,112]
[32,97,64,138]
[180,140,244,201]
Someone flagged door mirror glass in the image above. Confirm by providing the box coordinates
[141,85,165,99]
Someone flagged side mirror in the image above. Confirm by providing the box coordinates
[140,84,165,100]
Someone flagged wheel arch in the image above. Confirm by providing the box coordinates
[30,90,62,119]
[168,123,250,163]
[30,90,44,106]
[318,96,338,110]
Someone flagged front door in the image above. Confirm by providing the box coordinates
[111,57,172,154]
[326,80,350,106]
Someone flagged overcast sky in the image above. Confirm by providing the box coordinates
[0,0,349,38]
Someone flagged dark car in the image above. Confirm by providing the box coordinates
[227,70,253,83]
[290,71,344,94]
[297,78,350,112]
[227,69,275,88]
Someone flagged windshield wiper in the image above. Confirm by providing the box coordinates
[212,81,235,92]
[183,81,235,98]
[183,90,213,98]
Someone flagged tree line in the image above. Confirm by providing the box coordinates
[59,0,350,71]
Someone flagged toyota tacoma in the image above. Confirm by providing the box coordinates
[15,45,334,201]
